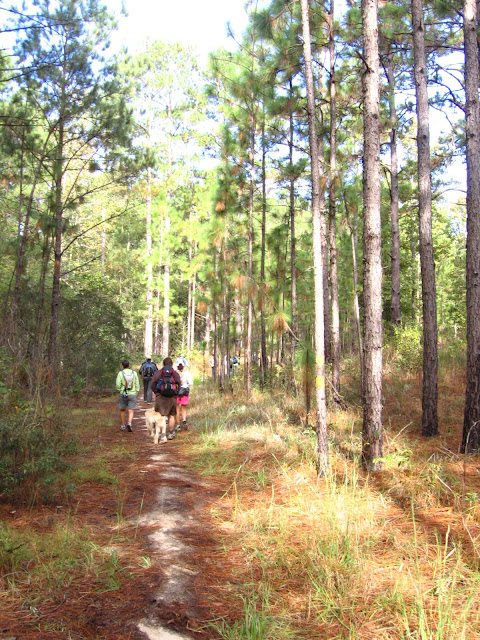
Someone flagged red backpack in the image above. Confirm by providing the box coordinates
[155,366,178,397]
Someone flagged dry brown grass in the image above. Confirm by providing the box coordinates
[189,362,480,639]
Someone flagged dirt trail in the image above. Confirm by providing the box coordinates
[130,400,217,640]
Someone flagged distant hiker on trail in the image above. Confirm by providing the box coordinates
[175,354,189,368]
[116,359,140,432]
[139,357,158,402]
[150,357,181,443]
[175,362,193,432]
[230,355,239,377]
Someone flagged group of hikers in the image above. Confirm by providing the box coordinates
[115,355,192,439]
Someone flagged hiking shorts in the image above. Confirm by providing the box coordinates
[118,393,138,410]
[155,395,177,416]
[177,395,190,406]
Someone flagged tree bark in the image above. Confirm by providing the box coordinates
[289,80,298,365]
[162,263,170,357]
[235,295,242,355]
[412,0,439,437]
[144,168,154,357]
[328,0,341,401]
[260,107,268,386]
[361,0,383,471]
[190,271,196,350]
[47,94,66,372]
[351,214,364,385]
[386,53,402,326]
[462,0,480,452]
[205,307,211,355]
[245,113,255,397]
[301,0,329,478]
[154,278,160,355]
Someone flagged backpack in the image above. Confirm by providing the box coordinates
[142,362,156,377]
[155,366,178,397]
[122,369,134,394]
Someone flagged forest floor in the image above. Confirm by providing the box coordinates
[2,368,480,639]
[0,395,234,639]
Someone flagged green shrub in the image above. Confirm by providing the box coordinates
[391,324,423,372]
[0,412,76,503]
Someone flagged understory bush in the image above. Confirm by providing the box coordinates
[390,324,423,372]
[0,411,76,503]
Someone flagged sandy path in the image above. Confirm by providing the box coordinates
[131,401,209,640]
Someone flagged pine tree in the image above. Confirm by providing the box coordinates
[361,0,383,471]
[300,0,328,477]
[411,0,439,437]
[462,0,480,452]
[13,0,134,374]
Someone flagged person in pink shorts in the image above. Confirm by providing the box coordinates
[175,362,192,431]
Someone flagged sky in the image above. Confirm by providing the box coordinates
[106,0,249,62]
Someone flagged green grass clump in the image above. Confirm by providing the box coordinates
[212,591,295,640]
[0,522,128,597]
[69,462,118,486]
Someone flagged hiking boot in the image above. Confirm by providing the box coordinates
[120,425,127,431]
[167,431,176,440]
[126,424,133,432]
[159,435,168,443]
[182,420,188,430]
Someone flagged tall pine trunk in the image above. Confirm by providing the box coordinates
[189,273,197,350]
[154,279,160,355]
[300,0,328,478]
[47,103,65,372]
[351,209,364,386]
[462,0,480,452]
[328,0,341,401]
[288,79,298,369]
[235,296,242,355]
[144,168,153,357]
[361,0,383,471]
[245,116,255,397]
[386,53,402,326]
[260,109,268,386]
[412,0,438,437]
[162,263,170,356]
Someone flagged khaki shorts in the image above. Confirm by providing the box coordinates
[154,395,177,416]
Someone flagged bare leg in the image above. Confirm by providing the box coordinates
[176,403,181,427]
[119,409,126,427]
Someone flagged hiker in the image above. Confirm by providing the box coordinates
[139,357,158,402]
[115,359,140,432]
[229,355,239,377]
[176,361,193,431]
[150,357,181,442]
[175,354,189,368]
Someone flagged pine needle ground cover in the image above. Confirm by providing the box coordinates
[0,362,479,639]
[0,398,166,639]
[188,370,480,640]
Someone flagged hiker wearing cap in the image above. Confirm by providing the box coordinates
[175,361,193,432]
